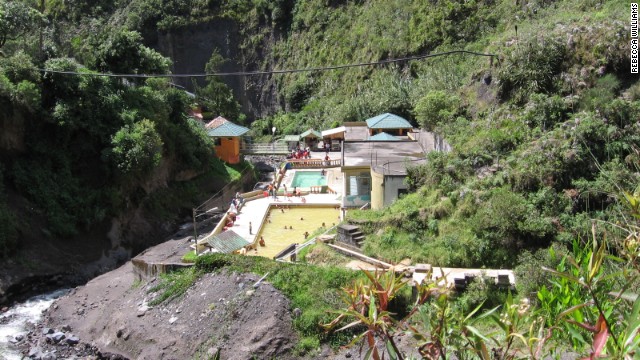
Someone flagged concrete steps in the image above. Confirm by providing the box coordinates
[336,224,366,249]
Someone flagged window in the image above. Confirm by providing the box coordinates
[213,138,221,146]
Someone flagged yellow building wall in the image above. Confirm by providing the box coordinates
[370,169,384,210]
[215,137,241,164]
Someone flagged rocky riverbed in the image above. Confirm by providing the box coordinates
[6,235,302,360]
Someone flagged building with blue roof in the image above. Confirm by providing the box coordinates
[365,113,413,136]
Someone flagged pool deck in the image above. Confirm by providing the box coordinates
[280,168,343,194]
[216,192,342,248]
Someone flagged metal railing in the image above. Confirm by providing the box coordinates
[240,143,289,154]
[286,158,342,169]
[275,225,338,262]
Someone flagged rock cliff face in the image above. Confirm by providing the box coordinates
[148,19,283,121]
[0,99,28,156]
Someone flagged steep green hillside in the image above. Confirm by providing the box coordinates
[1,0,637,272]
[222,0,637,270]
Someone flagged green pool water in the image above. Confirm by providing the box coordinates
[291,171,327,188]
[253,206,340,259]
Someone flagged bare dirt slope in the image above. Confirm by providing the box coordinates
[31,260,298,359]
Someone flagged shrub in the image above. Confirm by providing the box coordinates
[456,276,508,313]
[414,90,461,130]
[579,74,620,112]
[522,93,570,131]
[514,244,567,299]
[110,119,163,180]
[498,37,566,104]
[13,80,40,109]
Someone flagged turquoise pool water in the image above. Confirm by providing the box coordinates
[291,171,327,188]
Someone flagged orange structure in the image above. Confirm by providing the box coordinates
[207,117,249,164]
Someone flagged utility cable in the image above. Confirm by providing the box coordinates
[38,50,496,78]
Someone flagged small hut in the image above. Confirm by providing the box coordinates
[365,113,413,136]
[283,134,301,151]
[208,120,250,164]
[321,126,346,151]
[299,129,322,150]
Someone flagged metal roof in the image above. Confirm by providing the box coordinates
[299,129,322,138]
[367,132,400,141]
[205,116,228,129]
[365,113,413,129]
[283,135,301,142]
[207,121,250,137]
[205,230,250,253]
[321,126,346,137]
[342,141,426,174]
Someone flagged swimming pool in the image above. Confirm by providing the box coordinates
[290,171,327,188]
[253,206,340,259]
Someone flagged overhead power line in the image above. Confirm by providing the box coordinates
[38,50,496,78]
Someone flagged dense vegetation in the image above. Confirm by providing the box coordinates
[151,253,365,354]
[0,0,247,257]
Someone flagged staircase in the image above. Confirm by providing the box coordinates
[336,224,365,251]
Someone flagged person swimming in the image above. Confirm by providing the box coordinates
[259,236,265,247]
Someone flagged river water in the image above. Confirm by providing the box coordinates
[0,289,69,360]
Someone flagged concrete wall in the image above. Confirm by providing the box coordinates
[371,170,408,210]
[382,175,408,207]
[371,170,384,210]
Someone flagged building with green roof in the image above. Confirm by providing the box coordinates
[299,129,322,149]
[365,113,413,136]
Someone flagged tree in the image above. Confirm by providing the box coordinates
[414,90,461,130]
[195,49,243,122]
[110,119,163,180]
[0,1,39,50]
[92,29,171,75]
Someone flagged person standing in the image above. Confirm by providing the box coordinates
[249,222,253,235]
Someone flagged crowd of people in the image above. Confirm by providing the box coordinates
[287,145,311,160]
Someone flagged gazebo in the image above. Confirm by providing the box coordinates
[283,134,301,151]
[208,120,250,164]
[299,129,322,150]
[365,113,413,136]
[367,132,400,141]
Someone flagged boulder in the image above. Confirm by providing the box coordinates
[65,335,80,345]
[46,331,65,343]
